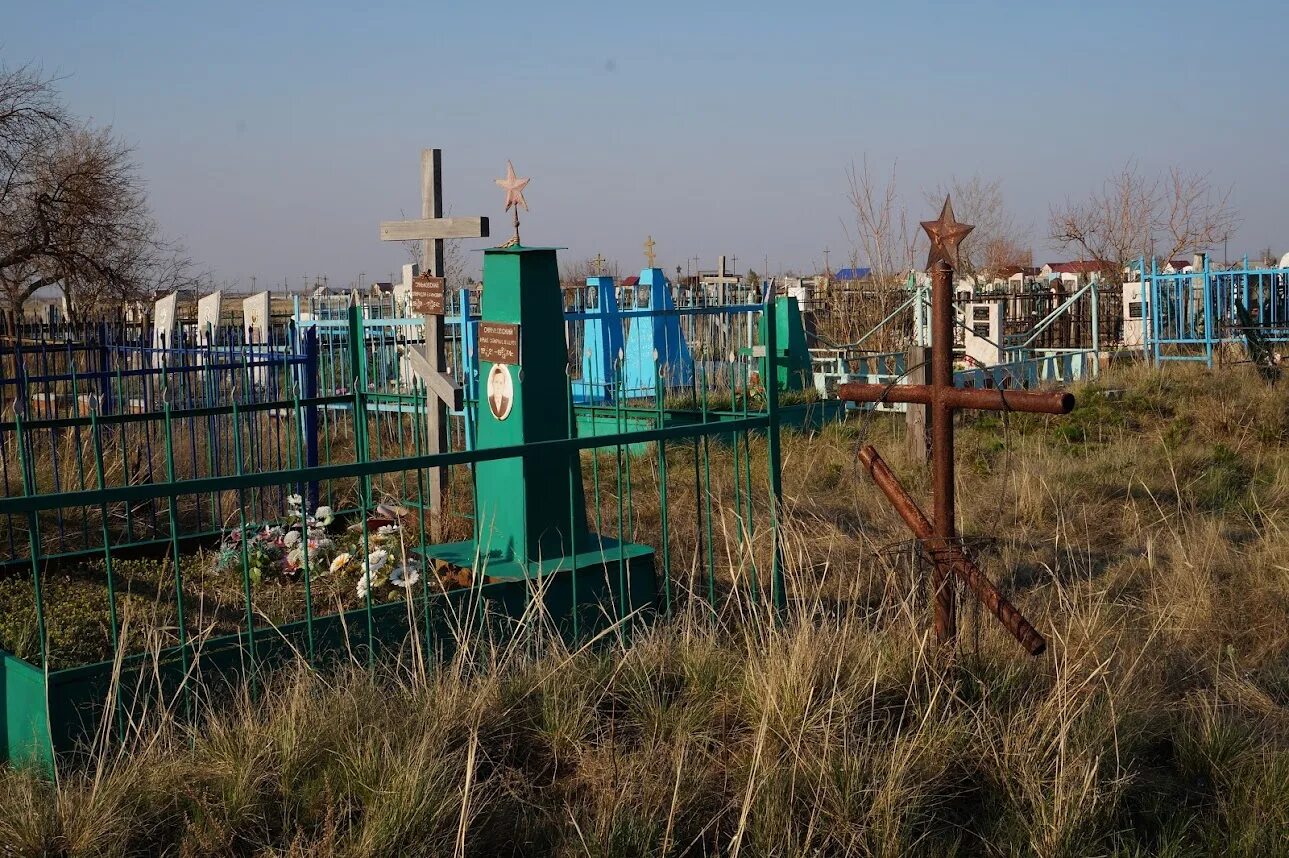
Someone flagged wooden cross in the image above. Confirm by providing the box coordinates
[644,235,657,269]
[591,253,607,275]
[838,197,1075,655]
[379,148,489,540]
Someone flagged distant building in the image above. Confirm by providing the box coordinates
[830,267,872,283]
[1041,261,1106,288]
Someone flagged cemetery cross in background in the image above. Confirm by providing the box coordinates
[838,197,1077,655]
[379,148,490,540]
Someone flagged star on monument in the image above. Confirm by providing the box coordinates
[495,160,530,212]
[920,195,974,272]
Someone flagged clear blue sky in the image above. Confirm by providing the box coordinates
[6,0,1287,288]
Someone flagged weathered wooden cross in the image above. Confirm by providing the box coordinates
[838,197,1075,655]
[379,148,489,539]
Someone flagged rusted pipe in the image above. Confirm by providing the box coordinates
[837,382,1075,416]
[929,260,957,644]
[857,443,1047,656]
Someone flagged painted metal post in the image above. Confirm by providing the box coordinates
[763,292,786,612]
[457,285,477,451]
[1090,279,1100,378]
[1149,257,1161,364]
[1203,254,1215,367]
[347,297,370,502]
[303,326,320,513]
[97,321,114,415]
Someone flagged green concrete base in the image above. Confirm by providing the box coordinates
[418,534,657,640]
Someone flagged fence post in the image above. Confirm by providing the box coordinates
[1090,283,1100,379]
[906,345,929,462]
[763,295,786,612]
[95,322,113,415]
[347,296,371,507]
[303,326,320,513]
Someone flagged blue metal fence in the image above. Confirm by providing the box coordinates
[1143,257,1289,365]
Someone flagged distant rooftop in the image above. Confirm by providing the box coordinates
[832,267,872,280]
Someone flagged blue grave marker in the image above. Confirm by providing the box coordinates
[573,275,624,404]
[623,268,693,399]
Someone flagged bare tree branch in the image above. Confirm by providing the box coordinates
[1049,162,1238,282]
[0,64,192,322]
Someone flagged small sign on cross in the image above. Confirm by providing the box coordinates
[410,274,446,316]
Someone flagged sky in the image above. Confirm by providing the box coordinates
[5,0,1287,290]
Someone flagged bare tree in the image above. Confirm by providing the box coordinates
[559,256,620,292]
[0,64,192,323]
[1049,162,1237,282]
[924,175,1029,275]
[844,156,919,284]
[831,158,926,348]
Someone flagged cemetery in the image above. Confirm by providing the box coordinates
[2,154,1288,763]
[4,19,1289,848]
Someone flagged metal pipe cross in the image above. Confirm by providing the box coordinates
[838,198,1075,654]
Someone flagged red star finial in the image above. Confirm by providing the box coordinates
[495,160,530,212]
[921,195,974,272]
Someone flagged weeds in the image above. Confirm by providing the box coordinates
[2,363,1289,855]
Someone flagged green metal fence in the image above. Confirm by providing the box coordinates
[0,299,789,768]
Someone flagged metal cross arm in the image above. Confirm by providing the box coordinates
[857,444,1047,655]
[838,382,1074,416]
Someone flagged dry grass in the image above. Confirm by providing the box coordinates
[3,362,1289,855]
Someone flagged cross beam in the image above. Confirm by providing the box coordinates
[380,217,490,241]
[838,197,1075,653]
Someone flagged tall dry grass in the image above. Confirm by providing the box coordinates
[2,362,1289,856]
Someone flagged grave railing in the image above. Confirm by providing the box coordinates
[0,303,788,767]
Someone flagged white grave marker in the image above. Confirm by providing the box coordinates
[196,290,223,344]
[242,291,271,387]
[152,292,178,369]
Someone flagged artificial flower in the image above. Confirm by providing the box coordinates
[389,563,421,588]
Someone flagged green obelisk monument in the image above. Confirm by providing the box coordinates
[420,162,655,629]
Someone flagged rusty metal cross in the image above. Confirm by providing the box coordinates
[838,197,1075,655]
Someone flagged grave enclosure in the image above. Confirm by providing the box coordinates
[0,161,801,767]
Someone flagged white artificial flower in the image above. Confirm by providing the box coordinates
[287,494,302,507]
[377,524,400,537]
[329,552,352,574]
[283,530,301,548]
[366,549,389,574]
[389,563,421,588]
[356,570,372,598]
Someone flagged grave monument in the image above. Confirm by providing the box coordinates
[623,237,693,398]
[417,162,655,628]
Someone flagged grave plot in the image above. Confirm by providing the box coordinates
[0,168,794,767]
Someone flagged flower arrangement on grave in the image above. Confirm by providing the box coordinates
[212,495,472,601]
